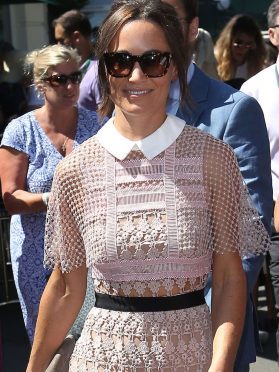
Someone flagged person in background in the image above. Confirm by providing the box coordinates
[0,44,99,343]
[0,41,26,132]
[53,10,101,112]
[162,1,273,371]
[272,196,279,365]
[193,27,218,79]
[26,1,270,371]
[268,0,279,51]
[241,1,279,362]
[263,38,278,67]
[214,14,266,87]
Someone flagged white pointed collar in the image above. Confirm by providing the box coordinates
[96,114,186,160]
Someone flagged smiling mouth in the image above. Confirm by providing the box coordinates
[126,89,151,96]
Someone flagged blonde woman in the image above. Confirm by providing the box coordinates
[0,44,99,343]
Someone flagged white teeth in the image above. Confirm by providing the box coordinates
[127,90,149,95]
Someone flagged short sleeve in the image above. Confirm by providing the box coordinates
[44,158,86,273]
[204,138,270,257]
[1,117,27,153]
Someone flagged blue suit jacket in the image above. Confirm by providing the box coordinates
[176,65,273,366]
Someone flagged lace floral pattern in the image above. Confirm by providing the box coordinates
[44,120,270,369]
[70,305,212,372]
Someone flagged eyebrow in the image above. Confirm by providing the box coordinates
[109,49,166,54]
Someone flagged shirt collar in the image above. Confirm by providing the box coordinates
[276,55,279,77]
[167,62,195,115]
[96,114,185,160]
[80,58,92,76]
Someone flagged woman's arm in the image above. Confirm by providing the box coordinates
[0,146,48,214]
[26,265,87,372]
[209,251,246,372]
[274,197,279,233]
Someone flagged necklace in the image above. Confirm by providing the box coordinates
[61,136,69,156]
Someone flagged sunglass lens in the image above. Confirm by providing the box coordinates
[141,53,170,77]
[105,53,132,77]
[69,72,82,84]
[50,75,66,87]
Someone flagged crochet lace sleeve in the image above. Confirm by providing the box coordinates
[44,159,86,273]
[203,138,270,257]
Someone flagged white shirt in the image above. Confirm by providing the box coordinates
[96,114,185,160]
[241,56,279,200]
[167,62,195,115]
[235,62,248,80]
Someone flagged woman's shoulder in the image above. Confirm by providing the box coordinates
[180,122,233,158]
[77,106,101,135]
[4,110,36,131]
[58,134,102,173]
[1,111,37,146]
[77,106,98,123]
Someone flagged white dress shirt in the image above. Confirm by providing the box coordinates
[241,56,279,200]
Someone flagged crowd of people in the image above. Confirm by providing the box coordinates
[0,0,278,371]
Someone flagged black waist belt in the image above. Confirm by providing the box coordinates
[94,289,205,312]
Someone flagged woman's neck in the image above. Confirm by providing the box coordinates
[113,108,167,141]
[35,104,78,136]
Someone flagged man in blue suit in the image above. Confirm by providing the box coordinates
[163,1,273,371]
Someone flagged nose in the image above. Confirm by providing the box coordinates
[128,61,147,81]
[65,79,76,89]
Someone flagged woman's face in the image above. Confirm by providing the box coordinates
[107,20,177,123]
[231,32,256,65]
[40,59,80,109]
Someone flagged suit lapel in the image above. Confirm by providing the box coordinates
[184,65,209,127]
[177,65,209,127]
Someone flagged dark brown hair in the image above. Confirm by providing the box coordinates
[95,0,189,118]
[180,0,199,22]
[53,10,92,38]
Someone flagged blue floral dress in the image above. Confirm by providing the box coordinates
[0,107,100,342]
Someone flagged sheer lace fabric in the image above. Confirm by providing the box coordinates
[44,124,270,370]
[70,306,212,371]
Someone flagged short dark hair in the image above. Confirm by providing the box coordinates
[267,0,279,27]
[180,0,199,21]
[96,0,190,118]
[53,10,92,38]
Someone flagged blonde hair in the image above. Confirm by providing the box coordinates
[25,44,81,82]
[215,15,266,81]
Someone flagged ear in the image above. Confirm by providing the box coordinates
[36,81,46,94]
[171,65,178,81]
[268,27,279,48]
[72,30,81,43]
[188,17,199,44]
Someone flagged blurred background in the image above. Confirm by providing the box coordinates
[0,0,273,62]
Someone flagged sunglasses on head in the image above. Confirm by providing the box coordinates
[42,71,82,87]
[103,51,172,78]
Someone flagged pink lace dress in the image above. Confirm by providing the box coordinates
[44,116,269,371]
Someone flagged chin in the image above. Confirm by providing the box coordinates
[124,106,148,116]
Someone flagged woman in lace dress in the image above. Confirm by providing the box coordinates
[0,45,99,342]
[27,1,270,371]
